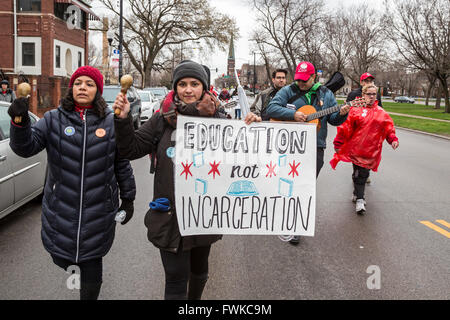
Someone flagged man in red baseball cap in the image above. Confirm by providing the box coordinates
[265,61,351,245]
[346,72,382,107]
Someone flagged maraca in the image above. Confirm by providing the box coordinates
[115,74,133,115]
[14,82,31,123]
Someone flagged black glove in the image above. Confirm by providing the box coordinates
[8,97,30,126]
[118,199,134,225]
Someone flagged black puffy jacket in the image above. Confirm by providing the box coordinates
[9,106,136,263]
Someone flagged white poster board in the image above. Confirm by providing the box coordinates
[174,115,317,236]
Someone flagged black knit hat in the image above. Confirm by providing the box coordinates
[0,79,9,86]
[172,60,208,92]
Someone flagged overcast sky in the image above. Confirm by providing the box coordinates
[90,0,384,80]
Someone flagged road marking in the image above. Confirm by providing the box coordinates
[436,220,450,229]
[420,221,450,239]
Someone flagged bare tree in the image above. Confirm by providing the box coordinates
[249,0,324,78]
[383,0,450,112]
[344,3,386,86]
[322,8,353,72]
[98,0,238,87]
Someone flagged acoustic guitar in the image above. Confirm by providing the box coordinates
[270,97,366,130]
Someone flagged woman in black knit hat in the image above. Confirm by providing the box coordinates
[113,60,261,300]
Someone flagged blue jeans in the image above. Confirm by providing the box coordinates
[235,109,241,119]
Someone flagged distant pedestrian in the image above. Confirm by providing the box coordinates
[347,72,383,107]
[330,84,399,214]
[219,88,230,102]
[8,66,136,300]
[0,79,16,103]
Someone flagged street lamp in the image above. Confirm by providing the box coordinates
[252,51,258,94]
[118,0,123,81]
[106,30,114,85]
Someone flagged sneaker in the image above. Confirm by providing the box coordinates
[366,177,371,184]
[289,236,300,245]
[356,199,366,214]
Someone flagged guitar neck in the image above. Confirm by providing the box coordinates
[306,104,342,122]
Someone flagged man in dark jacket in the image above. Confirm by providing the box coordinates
[346,72,383,107]
[266,61,350,245]
[250,68,287,120]
[0,79,16,102]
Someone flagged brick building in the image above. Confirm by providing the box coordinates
[0,0,99,115]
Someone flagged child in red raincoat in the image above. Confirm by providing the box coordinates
[330,84,399,214]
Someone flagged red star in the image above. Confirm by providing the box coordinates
[288,160,301,178]
[266,161,277,178]
[180,161,193,180]
[208,161,221,179]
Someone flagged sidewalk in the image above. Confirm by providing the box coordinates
[387,111,450,123]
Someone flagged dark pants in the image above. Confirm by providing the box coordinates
[235,109,241,119]
[316,147,325,178]
[160,245,211,300]
[352,164,370,199]
[52,255,103,300]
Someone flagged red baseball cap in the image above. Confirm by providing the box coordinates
[360,72,375,82]
[294,61,315,81]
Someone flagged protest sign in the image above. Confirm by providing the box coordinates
[174,115,316,236]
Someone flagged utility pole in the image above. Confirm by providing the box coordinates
[119,0,123,81]
[253,51,256,94]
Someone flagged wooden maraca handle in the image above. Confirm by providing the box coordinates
[115,75,133,115]
[14,82,32,123]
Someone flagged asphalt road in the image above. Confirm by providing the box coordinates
[1,121,449,300]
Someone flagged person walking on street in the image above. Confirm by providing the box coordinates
[251,69,287,120]
[330,84,399,214]
[218,88,231,102]
[266,61,350,244]
[8,66,136,300]
[346,72,383,185]
[113,60,261,300]
[0,79,16,103]
[347,72,382,107]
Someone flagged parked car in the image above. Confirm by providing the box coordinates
[394,96,415,104]
[137,90,160,123]
[0,101,47,219]
[143,87,169,101]
[102,85,142,129]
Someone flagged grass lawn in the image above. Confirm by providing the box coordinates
[336,99,450,137]
[337,99,450,120]
[389,115,450,137]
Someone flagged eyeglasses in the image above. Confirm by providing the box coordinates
[364,93,377,96]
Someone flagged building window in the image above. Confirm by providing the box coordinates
[17,0,41,12]
[78,52,82,68]
[22,43,35,66]
[56,46,61,68]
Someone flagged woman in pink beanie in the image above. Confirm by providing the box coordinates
[7,66,136,300]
